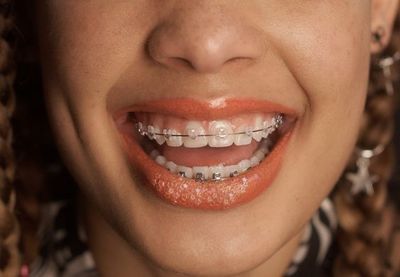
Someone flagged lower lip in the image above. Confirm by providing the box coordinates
[119,126,294,210]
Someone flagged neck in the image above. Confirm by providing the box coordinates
[79,193,304,277]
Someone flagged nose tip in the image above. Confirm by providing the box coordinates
[147,16,265,73]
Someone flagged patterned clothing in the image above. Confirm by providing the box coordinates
[30,201,97,277]
[29,198,337,277]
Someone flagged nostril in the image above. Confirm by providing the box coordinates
[166,57,194,70]
[146,19,265,73]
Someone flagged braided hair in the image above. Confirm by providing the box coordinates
[333,11,400,277]
[0,0,20,276]
[1,2,400,277]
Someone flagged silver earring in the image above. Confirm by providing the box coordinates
[377,51,400,96]
[346,50,399,196]
[346,146,383,196]
[371,25,400,96]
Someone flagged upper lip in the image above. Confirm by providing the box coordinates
[112,97,299,122]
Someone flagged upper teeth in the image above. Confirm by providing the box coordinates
[136,114,283,148]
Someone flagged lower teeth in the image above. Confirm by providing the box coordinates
[149,139,271,181]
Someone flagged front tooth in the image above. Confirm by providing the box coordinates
[252,116,263,142]
[238,159,251,173]
[165,161,178,173]
[154,127,166,145]
[193,166,209,181]
[223,165,240,178]
[183,121,208,148]
[234,126,253,146]
[208,121,234,147]
[166,129,183,147]
[209,165,224,181]
[177,166,193,178]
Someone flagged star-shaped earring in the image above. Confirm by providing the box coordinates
[346,156,379,196]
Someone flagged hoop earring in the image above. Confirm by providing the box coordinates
[346,49,399,196]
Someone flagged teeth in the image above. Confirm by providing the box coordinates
[137,122,147,136]
[250,155,261,167]
[183,121,208,148]
[193,167,209,181]
[149,139,272,181]
[209,165,224,181]
[208,120,234,147]
[262,120,274,139]
[252,115,263,142]
[166,130,183,147]
[234,126,253,146]
[177,166,193,178]
[138,114,283,180]
[260,139,270,152]
[155,155,167,166]
[224,165,240,178]
[135,113,284,148]
[154,127,165,145]
[238,159,251,173]
[255,150,266,161]
[147,125,156,140]
[165,161,178,173]
[150,149,160,159]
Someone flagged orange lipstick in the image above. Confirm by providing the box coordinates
[115,98,297,210]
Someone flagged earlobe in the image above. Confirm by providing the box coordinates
[370,0,399,53]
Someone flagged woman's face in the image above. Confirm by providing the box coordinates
[33,1,378,276]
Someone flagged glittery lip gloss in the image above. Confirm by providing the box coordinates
[114,98,298,210]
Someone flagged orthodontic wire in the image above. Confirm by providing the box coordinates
[138,115,281,181]
[136,114,284,138]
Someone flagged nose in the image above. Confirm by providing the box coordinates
[146,4,265,73]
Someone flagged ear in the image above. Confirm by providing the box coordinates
[371,0,399,53]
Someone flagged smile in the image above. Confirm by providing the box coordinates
[114,98,298,210]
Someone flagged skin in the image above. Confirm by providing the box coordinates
[29,0,398,276]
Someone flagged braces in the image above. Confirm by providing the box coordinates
[136,114,284,139]
[189,171,241,182]
[176,167,245,182]
[170,161,244,181]
[174,168,243,182]
[150,137,270,181]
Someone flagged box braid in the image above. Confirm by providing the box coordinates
[0,0,20,276]
[333,11,400,277]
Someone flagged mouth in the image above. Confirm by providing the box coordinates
[114,98,297,210]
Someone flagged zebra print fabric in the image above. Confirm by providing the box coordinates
[29,198,337,277]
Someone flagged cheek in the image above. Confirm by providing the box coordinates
[263,3,371,216]
[35,2,152,109]
[280,9,370,111]
[275,4,370,149]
